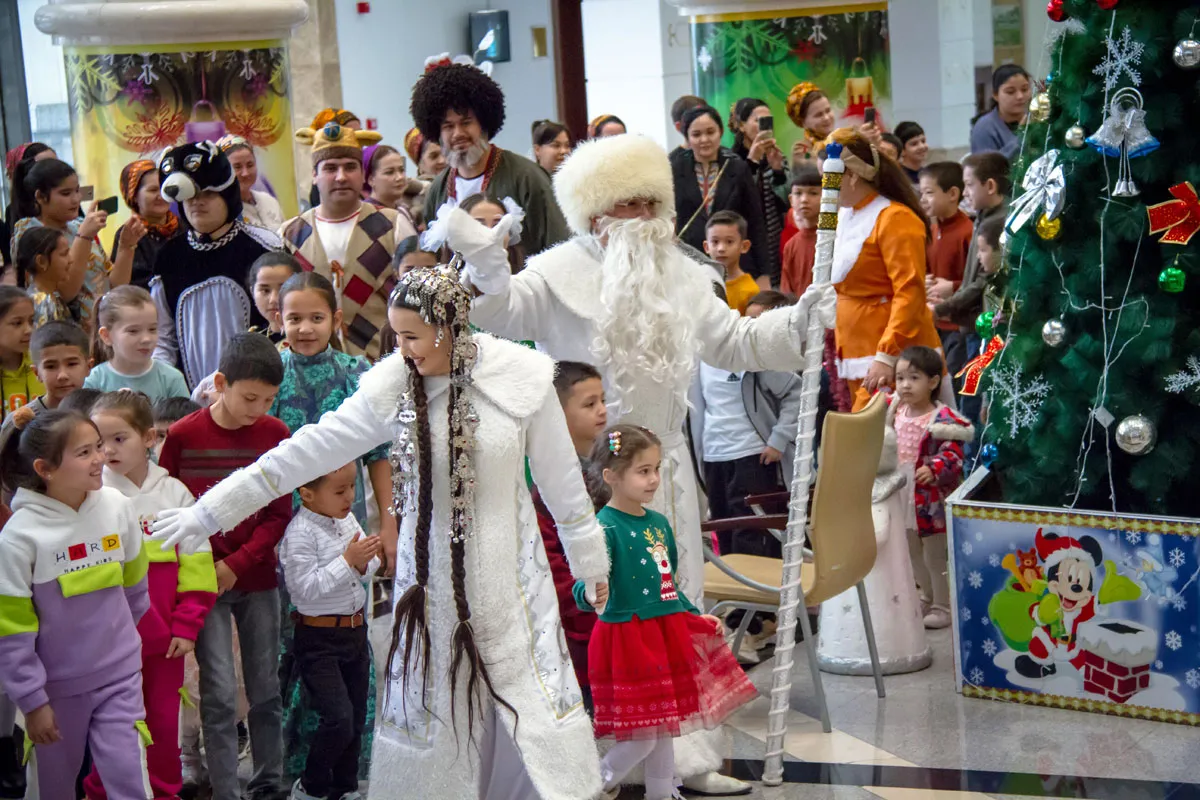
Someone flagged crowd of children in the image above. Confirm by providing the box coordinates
[0,99,1015,797]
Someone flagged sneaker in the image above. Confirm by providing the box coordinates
[924,605,952,629]
[289,779,323,800]
[339,792,365,800]
[237,721,251,761]
[598,788,621,800]
[679,771,753,795]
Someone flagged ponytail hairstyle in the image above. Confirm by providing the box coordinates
[95,285,156,363]
[384,259,517,743]
[0,409,97,495]
[729,97,769,141]
[828,127,931,241]
[15,226,66,290]
[17,158,77,221]
[586,424,662,508]
[91,389,156,435]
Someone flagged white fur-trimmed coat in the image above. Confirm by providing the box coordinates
[195,334,608,800]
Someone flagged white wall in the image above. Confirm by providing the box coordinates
[582,0,692,150]
[332,0,557,162]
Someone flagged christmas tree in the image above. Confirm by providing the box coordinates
[984,1,1200,516]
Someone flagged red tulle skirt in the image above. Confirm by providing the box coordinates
[588,612,758,740]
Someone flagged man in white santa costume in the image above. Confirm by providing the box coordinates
[440,133,836,795]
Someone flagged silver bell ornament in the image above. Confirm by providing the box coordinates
[1174,38,1200,69]
[1064,124,1087,150]
[1041,318,1067,347]
[1087,88,1159,198]
[1115,414,1157,455]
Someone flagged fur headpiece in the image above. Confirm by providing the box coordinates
[296,121,383,169]
[158,141,242,224]
[410,62,506,143]
[552,134,675,236]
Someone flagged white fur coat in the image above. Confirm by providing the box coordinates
[197,334,608,800]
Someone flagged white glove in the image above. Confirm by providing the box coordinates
[152,506,218,555]
[798,283,838,329]
[190,372,218,407]
[445,207,517,295]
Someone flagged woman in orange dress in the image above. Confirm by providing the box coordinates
[826,128,942,411]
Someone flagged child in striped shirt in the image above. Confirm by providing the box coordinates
[279,461,380,800]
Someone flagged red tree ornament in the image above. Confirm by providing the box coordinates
[1097,0,1120,9]
[1047,0,1068,22]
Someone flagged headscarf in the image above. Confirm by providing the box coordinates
[5,144,30,182]
[587,114,624,139]
[310,108,360,130]
[404,128,426,165]
[122,159,179,239]
[785,82,831,153]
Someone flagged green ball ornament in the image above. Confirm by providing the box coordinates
[975,311,996,339]
[1159,267,1186,293]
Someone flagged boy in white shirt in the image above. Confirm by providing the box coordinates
[279,462,380,800]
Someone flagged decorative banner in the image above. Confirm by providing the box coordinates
[691,4,890,154]
[948,487,1200,726]
[64,40,298,247]
[1148,182,1200,245]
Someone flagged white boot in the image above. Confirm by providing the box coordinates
[680,771,752,796]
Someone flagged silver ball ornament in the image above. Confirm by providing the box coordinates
[1115,414,1157,455]
[1064,124,1087,150]
[1174,38,1200,69]
[1041,318,1067,347]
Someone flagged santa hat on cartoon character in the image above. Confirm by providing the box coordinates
[1035,528,1099,571]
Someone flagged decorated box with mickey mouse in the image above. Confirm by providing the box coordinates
[946,469,1200,725]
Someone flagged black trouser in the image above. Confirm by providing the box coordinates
[704,455,785,558]
[294,619,370,797]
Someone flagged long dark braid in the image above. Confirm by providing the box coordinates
[445,374,519,745]
[385,259,518,745]
[386,368,434,714]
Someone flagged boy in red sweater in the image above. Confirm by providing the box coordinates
[533,361,608,711]
[919,161,974,376]
[159,333,291,800]
[780,164,821,296]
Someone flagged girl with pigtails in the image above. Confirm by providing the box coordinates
[151,260,611,800]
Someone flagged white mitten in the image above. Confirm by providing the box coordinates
[445,208,517,295]
[152,506,219,555]
[798,283,838,329]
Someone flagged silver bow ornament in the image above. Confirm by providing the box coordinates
[1005,149,1066,235]
[1086,88,1158,197]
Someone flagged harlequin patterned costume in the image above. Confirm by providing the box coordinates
[281,121,416,360]
[575,506,757,741]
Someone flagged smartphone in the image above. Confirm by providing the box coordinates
[97,195,119,215]
[759,114,774,133]
[864,106,877,125]
[79,185,95,203]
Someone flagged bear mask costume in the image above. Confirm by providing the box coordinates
[149,141,281,387]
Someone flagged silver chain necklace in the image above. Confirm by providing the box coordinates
[187,221,241,252]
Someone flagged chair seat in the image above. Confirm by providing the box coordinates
[704,555,814,605]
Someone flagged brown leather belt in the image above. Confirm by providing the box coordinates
[295,610,365,629]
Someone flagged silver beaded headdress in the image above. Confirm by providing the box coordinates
[388,255,480,542]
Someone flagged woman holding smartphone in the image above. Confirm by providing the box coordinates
[729,97,786,286]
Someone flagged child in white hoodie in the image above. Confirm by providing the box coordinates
[83,390,218,800]
[0,408,151,800]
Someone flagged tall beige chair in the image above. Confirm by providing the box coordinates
[703,391,888,732]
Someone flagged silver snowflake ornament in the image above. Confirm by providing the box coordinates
[1166,357,1200,394]
[697,45,713,73]
[990,364,1051,438]
[1093,26,1144,90]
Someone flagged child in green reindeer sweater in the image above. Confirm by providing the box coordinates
[575,424,757,800]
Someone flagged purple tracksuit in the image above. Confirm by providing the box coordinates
[0,486,152,799]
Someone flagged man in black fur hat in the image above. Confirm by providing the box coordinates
[412,60,568,259]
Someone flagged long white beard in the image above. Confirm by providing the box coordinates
[445,137,490,173]
[591,217,705,414]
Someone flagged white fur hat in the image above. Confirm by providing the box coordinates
[552,134,675,236]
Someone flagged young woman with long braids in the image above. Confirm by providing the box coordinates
[151,261,611,799]
[825,127,944,411]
